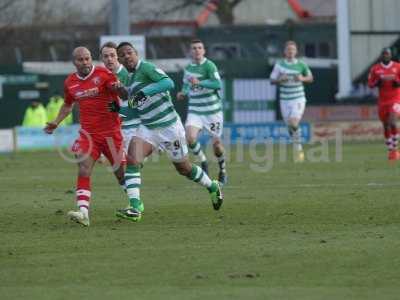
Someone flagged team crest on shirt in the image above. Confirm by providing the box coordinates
[92,76,101,86]
[393,103,400,114]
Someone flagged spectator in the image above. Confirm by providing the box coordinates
[22,100,47,127]
[46,95,73,126]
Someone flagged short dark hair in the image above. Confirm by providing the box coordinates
[190,39,203,45]
[117,42,137,52]
[285,40,297,48]
[382,47,392,55]
[100,41,117,54]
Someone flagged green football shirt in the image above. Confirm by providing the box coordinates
[116,65,140,130]
[182,58,222,115]
[270,59,312,102]
[125,60,177,129]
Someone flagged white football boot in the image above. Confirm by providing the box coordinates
[67,210,90,227]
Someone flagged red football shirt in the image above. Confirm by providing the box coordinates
[368,61,400,105]
[64,66,121,134]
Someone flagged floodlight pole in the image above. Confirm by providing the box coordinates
[110,0,130,35]
[336,0,352,99]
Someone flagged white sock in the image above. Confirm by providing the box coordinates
[189,142,207,162]
[189,165,212,188]
[79,206,89,218]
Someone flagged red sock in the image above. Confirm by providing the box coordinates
[384,128,391,139]
[76,176,91,210]
[391,128,399,150]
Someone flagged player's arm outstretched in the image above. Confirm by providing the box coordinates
[45,80,76,134]
[44,103,73,134]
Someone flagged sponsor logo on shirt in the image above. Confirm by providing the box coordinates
[75,87,99,99]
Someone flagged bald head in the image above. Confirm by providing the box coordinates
[72,46,93,77]
[73,46,91,59]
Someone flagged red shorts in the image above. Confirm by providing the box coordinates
[72,130,124,166]
[378,102,400,122]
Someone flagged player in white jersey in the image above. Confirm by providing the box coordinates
[270,41,313,162]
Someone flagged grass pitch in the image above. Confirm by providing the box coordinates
[1,142,400,300]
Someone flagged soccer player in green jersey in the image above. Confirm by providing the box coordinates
[270,41,313,162]
[114,42,223,222]
[100,42,140,166]
[177,39,227,184]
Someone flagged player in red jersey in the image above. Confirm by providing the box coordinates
[44,47,124,226]
[368,48,400,160]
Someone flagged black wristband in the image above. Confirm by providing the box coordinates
[108,101,120,112]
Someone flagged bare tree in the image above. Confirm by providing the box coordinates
[0,0,22,27]
[213,0,242,25]
[145,0,244,25]
[32,0,108,25]
[0,0,15,11]
[0,0,24,48]
[0,0,108,62]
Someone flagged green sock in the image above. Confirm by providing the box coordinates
[125,164,143,211]
[189,141,207,162]
[208,180,218,193]
[187,165,213,190]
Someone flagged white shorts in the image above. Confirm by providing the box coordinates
[185,111,223,138]
[280,99,306,123]
[136,120,188,162]
[122,127,139,153]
